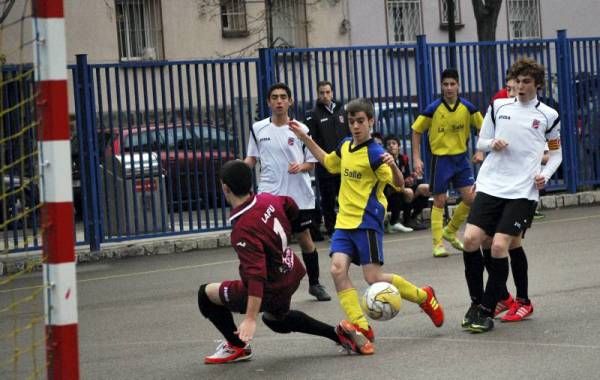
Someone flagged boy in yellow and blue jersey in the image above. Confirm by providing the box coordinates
[289,98,444,356]
[412,68,483,257]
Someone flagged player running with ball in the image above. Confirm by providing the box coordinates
[289,98,444,355]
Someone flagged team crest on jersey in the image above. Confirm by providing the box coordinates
[339,115,345,123]
[532,119,541,129]
[288,137,295,146]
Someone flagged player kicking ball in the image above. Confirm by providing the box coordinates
[198,160,359,364]
[289,98,444,355]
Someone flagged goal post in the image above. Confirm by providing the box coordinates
[33,0,79,378]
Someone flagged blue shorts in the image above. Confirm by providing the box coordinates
[330,229,384,266]
[429,153,475,194]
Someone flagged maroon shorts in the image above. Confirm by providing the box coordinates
[219,270,304,316]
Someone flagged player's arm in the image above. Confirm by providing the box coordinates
[411,115,430,177]
[244,127,260,168]
[476,105,508,152]
[289,120,327,163]
[379,152,404,190]
[244,156,257,168]
[536,120,562,189]
[237,295,262,343]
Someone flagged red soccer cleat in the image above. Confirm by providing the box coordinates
[204,341,252,364]
[420,286,444,327]
[501,299,534,322]
[335,320,375,355]
[495,294,516,317]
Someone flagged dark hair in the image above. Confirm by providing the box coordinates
[268,82,292,99]
[510,57,545,88]
[441,68,459,82]
[317,80,333,91]
[219,160,252,196]
[371,132,383,141]
[346,98,374,119]
[505,68,515,81]
[383,134,400,146]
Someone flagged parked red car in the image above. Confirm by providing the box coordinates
[99,123,236,210]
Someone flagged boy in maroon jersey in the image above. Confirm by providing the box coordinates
[198,160,355,364]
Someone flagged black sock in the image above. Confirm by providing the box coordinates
[484,248,509,300]
[463,249,485,305]
[198,285,245,348]
[481,257,509,312]
[411,196,428,219]
[402,202,412,224]
[509,246,529,301]
[262,310,338,343]
[302,250,320,286]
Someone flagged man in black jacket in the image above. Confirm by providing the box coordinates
[305,81,349,237]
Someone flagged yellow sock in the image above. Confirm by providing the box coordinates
[431,206,444,246]
[446,202,470,235]
[338,288,369,330]
[391,274,427,304]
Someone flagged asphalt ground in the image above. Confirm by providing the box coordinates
[2,206,600,379]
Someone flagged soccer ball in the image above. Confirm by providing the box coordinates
[360,282,402,321]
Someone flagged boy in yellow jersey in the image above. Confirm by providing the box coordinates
[411,68,483,257]
[289,98,444,355]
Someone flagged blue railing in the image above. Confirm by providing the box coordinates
[3,30,599,252]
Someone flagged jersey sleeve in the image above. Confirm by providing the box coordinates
[322,150,341,174]
[282,195,300,223]
[471,111,484,131]
[247,125,259,158]
[479,105,495,140]
[545,114,561,150]
[411,114,431,133]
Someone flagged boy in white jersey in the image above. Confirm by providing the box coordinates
[244,83,331,302]
[461,58,562,333]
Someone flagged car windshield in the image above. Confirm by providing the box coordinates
[121,130,158,152]
[119,125,233,152]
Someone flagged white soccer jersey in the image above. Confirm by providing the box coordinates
[476,97,560,201]
[247,117,317,209]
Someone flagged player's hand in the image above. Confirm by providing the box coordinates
[288,120,307,140]
[236,318,257,344]
[491,138,509,151]
[534,174,546,190]
[472,151,484,164]
[413,158,424,177]
[288,162,303,174]
[380,152,396,167]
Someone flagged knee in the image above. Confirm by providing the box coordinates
[463,231,481,251]
[363,272,381,285]
[432,196,446,208]
[330,261,345,280]
[491,241,508,257]
[403,189,415,202]
[198,284,211,317]
[262,312,292,334]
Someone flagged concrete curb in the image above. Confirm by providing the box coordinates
[2,191,600,275]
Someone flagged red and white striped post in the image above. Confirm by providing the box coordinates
[33,0,80,379]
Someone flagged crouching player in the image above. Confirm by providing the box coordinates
[198,160,357,364]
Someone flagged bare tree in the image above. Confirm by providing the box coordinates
[472,0,503,100]
[472,0,503,41]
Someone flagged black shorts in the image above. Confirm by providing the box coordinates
[292,209,314,233]
[467,192,537,237]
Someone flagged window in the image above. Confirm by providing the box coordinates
[386,0,423,44]
[507,0,541,40]
[221,0,249,37]
[268,0,307,48]
[439,0,461,26]
[115,0,164,60]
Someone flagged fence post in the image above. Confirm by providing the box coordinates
[75,54,102,250]
[257,48,276,119]
[555,30,578,193]
[415,35,432,180]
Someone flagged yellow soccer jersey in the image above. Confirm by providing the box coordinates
[411,97,483,155]
[322,137,399,232]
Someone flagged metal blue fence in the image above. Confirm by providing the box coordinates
[3,30,599,252]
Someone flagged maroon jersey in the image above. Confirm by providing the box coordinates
[229,193,306,298]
